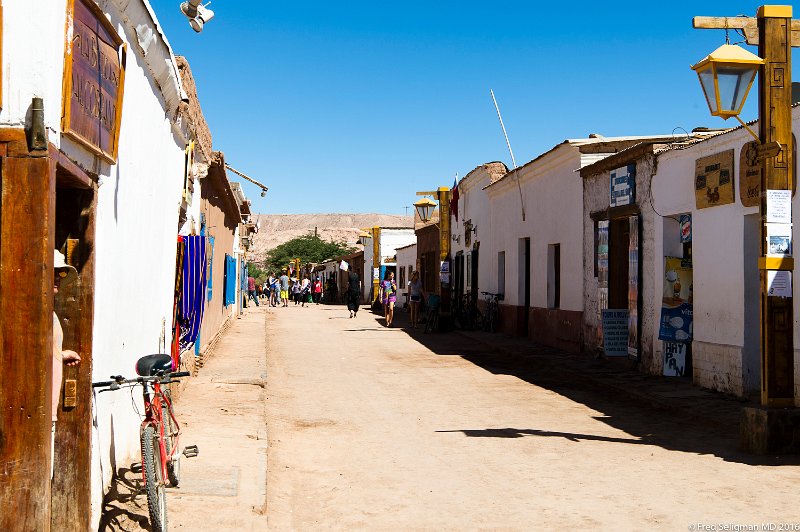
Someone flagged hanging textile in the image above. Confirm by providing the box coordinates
[170,236,185,368]
[178,235,208,351]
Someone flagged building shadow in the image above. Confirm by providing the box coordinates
[401,317,800,466]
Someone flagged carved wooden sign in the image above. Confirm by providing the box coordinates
[62,0,125,162]
[694,149,734,209]
[739,141,761,207]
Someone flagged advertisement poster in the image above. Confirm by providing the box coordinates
[680,214,692,243]
[766,223,792,256]
[597,221,609,345]
[695,150,735,209]
[628,216,639,358]
[767,270,792,298]
[663,341,687,377]
[602,309,629,357]
[658,256,693,342]
[766,190,792,224]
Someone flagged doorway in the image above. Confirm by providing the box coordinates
[518,238,530,335]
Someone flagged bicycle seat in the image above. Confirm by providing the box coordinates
[136,354,174,376]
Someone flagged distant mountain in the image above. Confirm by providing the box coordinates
[248,213,414,265]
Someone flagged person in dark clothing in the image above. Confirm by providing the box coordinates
[347,271,361,318]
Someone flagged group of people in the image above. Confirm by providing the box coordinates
[247,271,323,308]
[375,269,424,328]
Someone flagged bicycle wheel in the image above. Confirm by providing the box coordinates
[161,404,180,487]
[141,424,168,532]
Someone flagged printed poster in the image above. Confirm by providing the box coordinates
[695,150,735,209]
[766,223,792,257]
[767,270,792,298]
[610,164,636,207]
[597,220,609,345]
[602,309,629,357]
[658,256,693,343]
[628,216,639,358]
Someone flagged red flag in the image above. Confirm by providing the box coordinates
[450,177,459,222]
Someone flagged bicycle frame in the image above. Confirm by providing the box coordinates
[140,379,179,486]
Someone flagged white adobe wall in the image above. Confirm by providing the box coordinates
[380,229,416,261]
[652,107,800,399]
[396,244,417,303]
[487,144,584,311]
[4,3,190,527]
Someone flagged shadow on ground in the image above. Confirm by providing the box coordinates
[98,466,150,531]
[356,303,800,467]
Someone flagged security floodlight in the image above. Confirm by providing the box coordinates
[180,1,214,33]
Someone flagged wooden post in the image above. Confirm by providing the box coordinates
[0,150,56,531]
[758,5,795,407]
[372,226,380,303]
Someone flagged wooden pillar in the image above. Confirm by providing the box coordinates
[0,141,56,531]
[50,181,95,531]
[758,5,795,406]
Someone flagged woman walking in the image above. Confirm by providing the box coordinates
[380,271,398,327]
[408,271,424,329]
[347,270,361,318]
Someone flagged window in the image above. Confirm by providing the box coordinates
[548,244,561,309]
[497,251,505,298]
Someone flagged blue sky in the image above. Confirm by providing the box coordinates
[150,1,792,215]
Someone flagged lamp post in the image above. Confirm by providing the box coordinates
[371,226,381,305]
[414,187,453,317]
[693,5,798,451]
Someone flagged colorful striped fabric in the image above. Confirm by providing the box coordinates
[178,235,208,351]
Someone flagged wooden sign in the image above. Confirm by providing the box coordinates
[695,149,734,209]
[739,135,797,206]
[739,141,761,207]
[62,0,126,162]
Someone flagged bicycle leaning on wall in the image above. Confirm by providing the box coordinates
[480,292,503,333]
[93,354,199,532]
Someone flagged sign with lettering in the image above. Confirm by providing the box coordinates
[602,309,629,357]
[658,256,693,342]
[62,0,126,162]
[610,164,636,207]
[695,150,734,209]
[663,341,687,377]
[739,141,761,207]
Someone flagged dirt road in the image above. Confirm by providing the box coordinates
[266,304,800,529]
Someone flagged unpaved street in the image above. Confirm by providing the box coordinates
[266,304,800,530]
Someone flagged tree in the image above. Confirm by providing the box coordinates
[265,232,355,273]
[247,262,267,285]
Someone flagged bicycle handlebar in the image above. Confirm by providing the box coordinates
[92,370,191,389]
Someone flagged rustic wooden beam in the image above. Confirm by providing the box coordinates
[692,16,800,46]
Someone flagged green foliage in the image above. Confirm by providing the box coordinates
[247,262,267,285]
[265,232,355,273]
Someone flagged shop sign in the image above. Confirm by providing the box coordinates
[694,150,734,209]
[663,341,687,377]
[658,256,693,342]
[739,135,797,207]
[610,164,636,207]
[602,309,629,357]
[62,0,126,163]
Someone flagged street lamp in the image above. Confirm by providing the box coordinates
[691,43,764,138]
[358,232,370,247]
[413,197,438,224]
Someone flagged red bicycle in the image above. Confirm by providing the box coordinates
[93,354,198,531]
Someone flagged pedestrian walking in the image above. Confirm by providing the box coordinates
[379,271,397,327]
[312,277,322,304]
[247,276,260,306]
[271,275,280,307]
[346,270,361,318]
[292,279,301,305]
[279,270,290,307]
[408,270,424,328]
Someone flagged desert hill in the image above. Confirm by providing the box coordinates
[249,213,414,265]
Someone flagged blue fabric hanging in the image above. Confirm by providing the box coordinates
[178,235,208,351]
[224,254,236,306]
